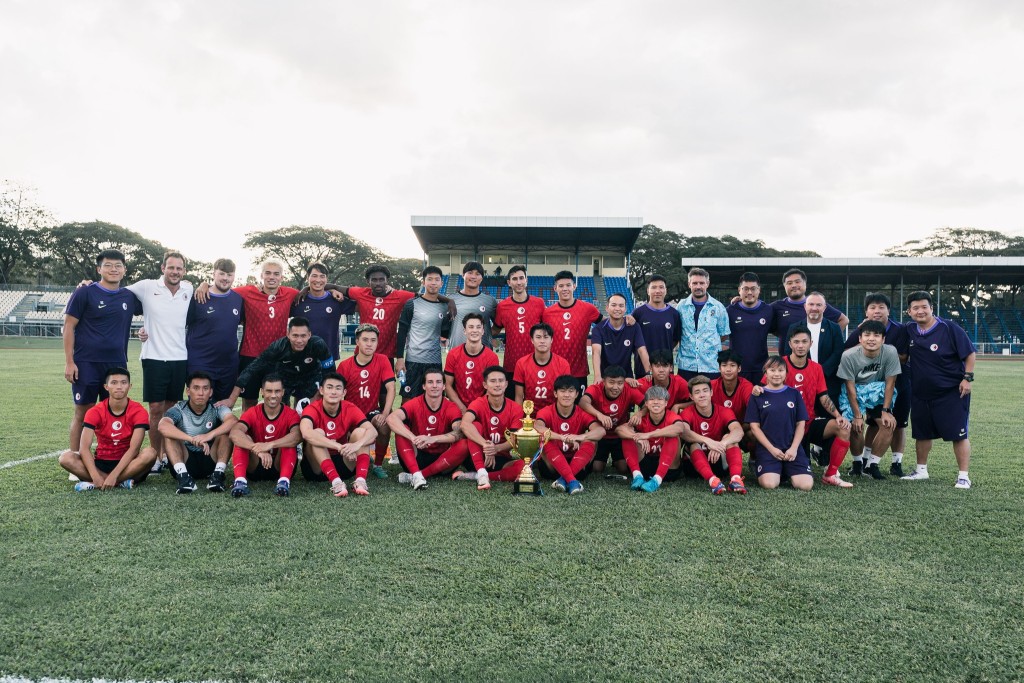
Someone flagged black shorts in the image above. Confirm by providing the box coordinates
[237,356,263,401]
[248,462,281,482]
[284,381,320,406]
[802,416,832,449]
[504,371,516,399]
[594,439,625,463]
[401,361,435,403]
[462,453,515,473]
[94,458,119,474]
[639,457,681,482]
[399,449,445,473]
[300,452,357,481]
[142,359,187,403]
[534,457,592,481]
[183,450,216,479]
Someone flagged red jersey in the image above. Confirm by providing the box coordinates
[681,404,738,441]
[536,404,596,453]
[444,343,500,407]
[761,357,827,419]
[634,409,684,452]
[337,353,395,415]
[301,400,368,452]
[236,285,300,358]
[543,300,602,377]
[396,395,463,454]
[466,396,524,445]
[711,377,754,424]
[346,286,416,358]
[512,352,572,411]
[494,295,546,372]
[637,374,691,406]
[83,399,149,461]
[582,382,644,438]
[239,403,301,444]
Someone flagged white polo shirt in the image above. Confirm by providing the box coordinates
[127,278,194,361]
[806,320,822,363]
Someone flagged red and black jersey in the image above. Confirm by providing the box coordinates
[512,352,572,411]
[346,286,416,358]
[337,353,395,414]
[633,410,684,451]
[235,285,300,358]
[83,399,149,461]
[494,295,546,372]
[681,404,738,441]
[637,374,691,406]
[239,403,301,444]
[761,357,827,419]
[396,395,463,455]
[582,382,644,438]
[543,300,602,377]
[536,404,596,453]
[301,400,368,451]
[711,377,755,424]
[444,343,500,406]
[465,396,524,445]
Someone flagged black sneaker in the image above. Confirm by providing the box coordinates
[864,463,886,480]
[175,471,198,494]
[207,470,226,492]
[889,462,905,478]
[849,460,863,477]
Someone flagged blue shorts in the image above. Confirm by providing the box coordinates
[754,448,812,478]
[911,391,970,442]
[72,361,123,405]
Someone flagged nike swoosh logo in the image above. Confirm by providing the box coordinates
[97,304,107,309]
[111,432,123,437]
[642,321,650,325]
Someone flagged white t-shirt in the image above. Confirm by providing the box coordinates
[127,278,194,361]
[806,320,822,363]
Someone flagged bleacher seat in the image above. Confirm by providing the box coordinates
[0,291,27,319]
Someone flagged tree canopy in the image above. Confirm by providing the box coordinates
[0,180,53,285]
[881,227,1024,257]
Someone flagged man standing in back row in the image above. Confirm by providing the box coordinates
[676,267,730,380]
[448,261,498,349]
[543,270,602,395]
[493,265,546,395]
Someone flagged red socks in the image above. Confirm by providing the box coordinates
[421,441,470,478]
[826,438,850,477]
[541,442,577,482]
[488,459,525,481]
[232,446,249,481]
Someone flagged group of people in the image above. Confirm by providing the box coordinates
[58,251,977,498]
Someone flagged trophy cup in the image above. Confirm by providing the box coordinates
[505,400,549,496]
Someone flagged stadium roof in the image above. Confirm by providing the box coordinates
[683,257,1024,286]
[410,216,644,253]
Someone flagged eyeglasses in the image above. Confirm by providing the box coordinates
[739,286,759,292]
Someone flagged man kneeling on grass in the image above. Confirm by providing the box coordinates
[299,372,377,498]
[158,371,237,494]
[228,374,301,498]
[534,375,606,495]
[60,367,157,491]
[615,385,686,493]
[746,357,813,491]
[680,374,747,495]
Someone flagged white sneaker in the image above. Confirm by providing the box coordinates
[476,470,491,491]
[397,472,413,485]
[411,471,428,491]
[954,477,972,489]
[451,470,479,482]
[388,454,400,465]
[901,469,929,481]
[68,473,80,482]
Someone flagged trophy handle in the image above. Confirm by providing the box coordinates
[539,429,551,447]
[504,429,517,451]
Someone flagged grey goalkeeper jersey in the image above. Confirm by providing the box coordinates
[164,400,233,451]
[396,296,452,364]
[448,291,498,348]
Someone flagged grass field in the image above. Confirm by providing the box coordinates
[1,339,1022,682]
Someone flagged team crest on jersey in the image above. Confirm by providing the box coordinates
[206,421,213,429]
[624,340,631,347]
[266,424,276,434]
[327,421,336,430]
[112,421,122,430]
[438,312,444,319]
[360,369,369,379]
[122,302,128,310]
[467,361,475,370]
[561,422,570,431]
[375,297,384,305]
[724,399,733,408]
[304,357,313,363]
[610,404,619,413]
[664,322,672,329]
[787,401,795,408]
[233,308,239,316]
[537,370,546,379]
[326,307,332,314]
[759,318,766,325]
[479,306,486,312]
[700,421,709,431]
[517,306,525,315]
[490,416,500,426]
[795,373,804,382]
[563,312,571,320]
[930,343,939,351]
[428,415,437,425]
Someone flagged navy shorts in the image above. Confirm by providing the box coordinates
[237,356,263,401]
[911,391,970,442]
[300,451,357,481]
[142,359,186,403]
[754,448,813,478]
[892,374,911,428]
[72,361,123,405]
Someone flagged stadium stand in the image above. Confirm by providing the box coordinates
[0,291,27,320]
[603,276,634,310]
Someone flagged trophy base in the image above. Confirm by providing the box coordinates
[512,479,543,496]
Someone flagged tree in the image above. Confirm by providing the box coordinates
[243,225,389,288]
[40,221,172,285]
[383,258,424,292]
[0,180,54,285]
[881,227,1024,257]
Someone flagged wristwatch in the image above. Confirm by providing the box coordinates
[882,406,893,414]
[963,372,975,382]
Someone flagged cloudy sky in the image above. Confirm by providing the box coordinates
[3,1,1023,275]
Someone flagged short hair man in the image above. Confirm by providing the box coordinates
[591,293,651,384]
[615,385,687,493]
[542,270,602,395]
[579,365,644,476]
[59,367,157,491]
[710,350,756,452]
[396,265,453,403]
[449,261,498,348]
[62,249,141,454]
[458,366,528,491]
[680,374,747,495]
[900,292,976,489]
[533,375,606,494]
[630,274,681,377]
[186,258,244,402]
[337,323,396,478]
[726,272,775,385]
[445,312,500,412]
[299,372,378,498]
[387,366,469,490]
[837,319,900,481]
[337,264,415,360]
[158,371,238,494]
[221,317,334,409]
[771,268,849,356]
[291,262,356,366]
[228,374,302,497]
[492,265,546,393]
[675,267,730,380]
[513,322,571,412]
[637,349,691,413]
[804,291,845,406]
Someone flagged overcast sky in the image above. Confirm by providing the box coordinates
[3,1,1023,276]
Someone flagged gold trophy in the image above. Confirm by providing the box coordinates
[505,400,549,496]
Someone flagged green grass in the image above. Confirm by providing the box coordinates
[1,341,1023,682]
